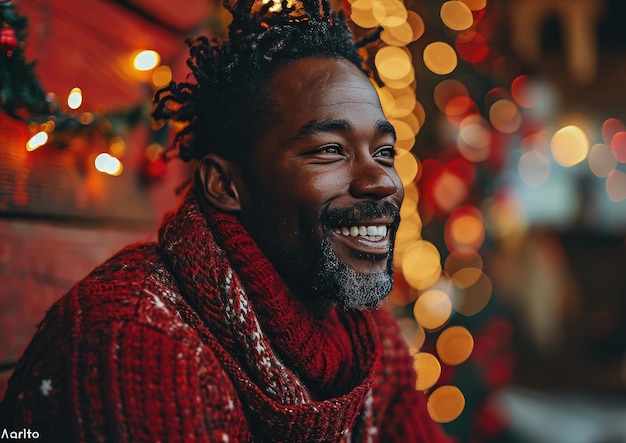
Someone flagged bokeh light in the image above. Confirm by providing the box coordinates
[372,0,408,27]
[606,170,626,202]
[550,125,589,167]
[67,87,83,110]
[445,248,483,276]
[455,31,489,64]
[406,11,426,41]
[395,149,420,185]
[450,267,483,289]
[440,1,473,31]
[402,180,420,208]
[351,0,379,28]
[458,114,491,162]
[423,42,458,75]
[394,212,422,254]
[601,118,624,145]
[401,240,442,290]
[511,75,535,108]
[389,118,416,142]
[437,325,474,365]
[380,66,416,89]
[610,132,626,163]
[414,352,442,391]
[588,143,616,178]
[152,65,172,87]
[489,99,521,134]
[427,385,465,423]
[26,131,48,152]
[435,79,469,113]
[133,50,160,71]
[108,137,126,156]
[444,205,485,252]
[433,168,469,212]
[413,289,453,330]
[94,153,123,176]
[450,271,492,316]
[518,149,551,187]
[381,10,424,46]
[375,46,413,80]
[459,0,487,11]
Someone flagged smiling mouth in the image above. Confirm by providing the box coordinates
[332,225,389,242]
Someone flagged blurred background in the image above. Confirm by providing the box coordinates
[0,0,625,441]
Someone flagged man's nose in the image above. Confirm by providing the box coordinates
[348,158,399,200]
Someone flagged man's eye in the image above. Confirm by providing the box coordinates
[375,147,397,159]
[316,145,343,155]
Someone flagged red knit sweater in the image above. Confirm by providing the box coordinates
[1,189,450,443]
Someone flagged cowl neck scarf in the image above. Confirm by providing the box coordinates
[158,187,382,442]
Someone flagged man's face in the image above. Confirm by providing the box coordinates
[239,57,404,315]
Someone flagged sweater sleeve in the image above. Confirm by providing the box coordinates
[372,308,453,443]
[1,276,248,442]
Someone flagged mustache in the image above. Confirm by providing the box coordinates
[320,200,401,230]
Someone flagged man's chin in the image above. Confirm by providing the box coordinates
[300,232,395,314]
[313,258,394,312]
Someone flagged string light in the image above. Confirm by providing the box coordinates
[26,131,48,152]
[67,87,83,110]
[94,153,123,176]
[133,50,160,71]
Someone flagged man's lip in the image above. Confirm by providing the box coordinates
[329,225,392,258]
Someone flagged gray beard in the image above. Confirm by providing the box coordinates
[311,236,394,311]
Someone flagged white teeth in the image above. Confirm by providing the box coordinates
[338,225,389,240]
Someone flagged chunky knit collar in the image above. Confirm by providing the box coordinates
[157,187,382,442]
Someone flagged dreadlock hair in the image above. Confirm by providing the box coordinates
[152,0,381,164]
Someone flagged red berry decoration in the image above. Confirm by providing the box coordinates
[0,26,17,57]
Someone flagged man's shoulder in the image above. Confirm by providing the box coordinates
[69,242,174,320]
[46,241,195,336]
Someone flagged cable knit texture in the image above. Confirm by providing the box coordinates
[1,188,450,443]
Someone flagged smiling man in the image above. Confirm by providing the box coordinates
[233,57,403,316]
[1,0,451,441]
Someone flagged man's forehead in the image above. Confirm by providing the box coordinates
[270,57,370,92]
[268,58,381,111]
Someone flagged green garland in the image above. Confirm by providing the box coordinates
[0,0,47,117]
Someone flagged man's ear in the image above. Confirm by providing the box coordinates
[197,154,242,212]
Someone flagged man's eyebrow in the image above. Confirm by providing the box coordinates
[292,118,397,140]
[294,119,352,139]
[376,120,396,140]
